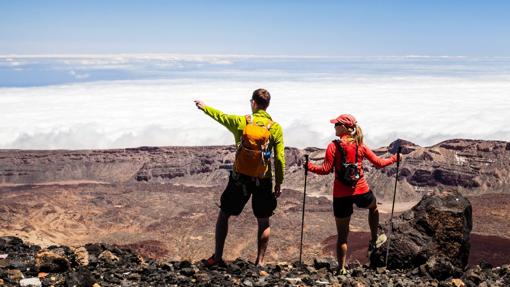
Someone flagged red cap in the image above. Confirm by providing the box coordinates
[330,114,357,128]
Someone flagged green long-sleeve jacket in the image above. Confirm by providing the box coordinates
[202,105,285,185]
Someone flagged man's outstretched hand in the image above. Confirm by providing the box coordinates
[194,100,205,110]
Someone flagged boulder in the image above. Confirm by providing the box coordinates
[422,256,463,280]
[35,250,70,273]
[74,246,89,266]
[370,190,472,272]
[65,267,96,287]
[313,258,331,270]
[98,250,120,264]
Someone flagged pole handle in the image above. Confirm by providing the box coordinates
[396,146,402,168]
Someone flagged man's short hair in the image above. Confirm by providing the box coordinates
[252,88,271,110]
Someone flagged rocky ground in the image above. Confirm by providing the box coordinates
[1,236,510,287]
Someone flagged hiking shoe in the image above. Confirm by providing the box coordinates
[368,233,387,257]
[336,267,349,276]
[203,254,226,268]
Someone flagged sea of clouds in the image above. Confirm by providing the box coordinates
[1,55,509,150]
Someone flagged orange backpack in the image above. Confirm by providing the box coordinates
[233,115,273,178]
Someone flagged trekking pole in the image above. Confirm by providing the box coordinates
[299,154,309,263]
[385,146,402,267]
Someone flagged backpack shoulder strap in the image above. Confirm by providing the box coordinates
[354,142,359,165]
[333,139,346,162]
[354,142,359,164]
[332,139,346,174]
[266,120,273,130]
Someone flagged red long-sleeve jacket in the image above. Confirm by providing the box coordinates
[307,136,397,198]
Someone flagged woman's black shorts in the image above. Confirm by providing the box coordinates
[220,172,277,218]
[333,190,376,218]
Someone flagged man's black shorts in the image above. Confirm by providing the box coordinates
[220,172,277,218]
[333,190,376,218]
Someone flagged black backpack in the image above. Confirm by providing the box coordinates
[333,139,361,187]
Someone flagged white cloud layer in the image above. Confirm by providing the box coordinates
[1,56,509,149]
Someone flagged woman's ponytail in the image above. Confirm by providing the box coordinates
[353,124,364,145]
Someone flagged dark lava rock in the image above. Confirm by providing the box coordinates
[65,267,96,287]
[180,267,195,276]
[227,263,242,275]
[313,258,331,270]
[432,168,480,188]
[408,169,437,187]
[178,260,192,269]
[35,250,71,273]
[462,265,485,285]
[3,235,509,287]
[423,256,463,280]
[479,259,493,270]
[371,190,472,273]
[0,237,24,248]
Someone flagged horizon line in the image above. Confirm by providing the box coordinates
[3,53,510,59]
[0,138,507,152]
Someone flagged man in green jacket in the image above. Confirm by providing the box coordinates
[194,88,285,266]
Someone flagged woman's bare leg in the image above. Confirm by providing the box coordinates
[335,216,351,270]
[367,199,378,243]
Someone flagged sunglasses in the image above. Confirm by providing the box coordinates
[334,122,344,127]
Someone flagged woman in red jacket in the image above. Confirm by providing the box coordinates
[307,114,398,275]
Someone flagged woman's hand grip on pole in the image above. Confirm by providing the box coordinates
[304,154,309,175]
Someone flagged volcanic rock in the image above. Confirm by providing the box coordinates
[6,269,23,281]
[35,250,70,273]
[2,139,508,201]
[65,267,95,287]
[73,246,89,266]
[98,250,120,264]
[451,278,465,287]
[313,257,332,270]
[462,265,485,285]
[1,236,510,286]
[423,256,463,280]
[19,277,41,287]
[370,190,472,275]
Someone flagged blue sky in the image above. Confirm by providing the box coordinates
[1,0,510,56]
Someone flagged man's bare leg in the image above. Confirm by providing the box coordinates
[255,217,270,266]
[214,210,230,261]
